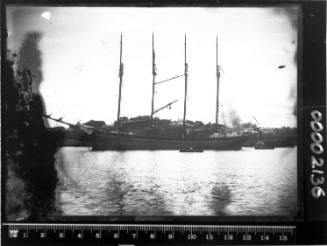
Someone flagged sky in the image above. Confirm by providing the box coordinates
[7,6,298,128]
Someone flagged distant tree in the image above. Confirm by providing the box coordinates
[194,121,204,127]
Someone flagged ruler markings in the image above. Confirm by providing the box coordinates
[3,223,295,230]
[3,223,296,243]
[4,222,296,239]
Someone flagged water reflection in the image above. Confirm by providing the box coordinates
[54,147,297,216]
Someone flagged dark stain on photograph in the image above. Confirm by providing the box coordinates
[5,32,63,221]
[209,183,231,216]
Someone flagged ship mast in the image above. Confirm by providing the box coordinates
[150,33,180,121]
[182,34,188,138]
[117,33,123,126]
[215,35,220,131]
[151,33,156,119]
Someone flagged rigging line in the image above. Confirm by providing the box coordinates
[153,100,178,115]
[252,116,261,127]
[155,74,184,85]
[43,115,75,127]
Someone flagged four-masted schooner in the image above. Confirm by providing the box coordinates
[91,34,244,150]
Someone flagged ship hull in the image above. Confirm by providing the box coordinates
[92,133,244,151]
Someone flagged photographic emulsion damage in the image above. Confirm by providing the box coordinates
[4,6,299,220]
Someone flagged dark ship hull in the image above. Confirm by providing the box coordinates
[92,133,244,151]
[254,145,275,150]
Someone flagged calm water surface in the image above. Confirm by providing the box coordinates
[54,147,297,216]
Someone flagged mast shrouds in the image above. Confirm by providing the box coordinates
[117,33,124,126]
[151,33,156,119]
[182,34,188,138]
[215,35,221,130]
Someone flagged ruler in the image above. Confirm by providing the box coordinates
[2,223,296,244]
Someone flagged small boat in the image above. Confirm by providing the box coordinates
[179,147,204,152]
[252,121,275,149]
[254,140,275,150]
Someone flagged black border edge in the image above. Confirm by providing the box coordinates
[1,0,8,227]
[297,1,327,244]
[302,0,327,222]
[1,0,327,245]
[297,2,304,225]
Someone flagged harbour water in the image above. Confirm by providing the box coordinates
[54,147,297,216]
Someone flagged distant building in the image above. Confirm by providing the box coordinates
[209,128,244,138]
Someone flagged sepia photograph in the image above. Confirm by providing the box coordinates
[5,6,298,220]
